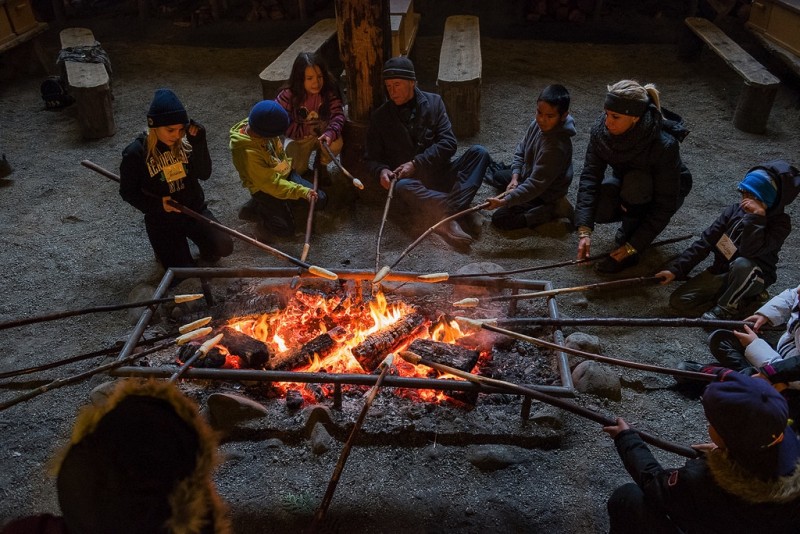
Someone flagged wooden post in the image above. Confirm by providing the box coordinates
[334,0,390,188]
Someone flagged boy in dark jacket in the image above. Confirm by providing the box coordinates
[604,371,800,534]
[656,160,800,320]
[485,84,576,230]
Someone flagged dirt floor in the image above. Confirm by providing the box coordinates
[2,10,800,533]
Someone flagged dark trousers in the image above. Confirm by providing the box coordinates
[607,483,683,534]
[669,257,765,315]
[144,206,234,269]
[489,168,559,230]
[395,145,489,222]
[251,171,327,237]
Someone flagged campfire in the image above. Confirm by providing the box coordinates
[113,267,574,419]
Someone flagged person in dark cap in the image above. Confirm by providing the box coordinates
[230,99,326,240]
[657,160,800,321]
[603,371,800,534]
[364,56,491,250]
[575,79,693,273]
[120,88,233,271]
[1,379,231,534]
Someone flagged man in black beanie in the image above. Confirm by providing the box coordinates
[364,57,490,250]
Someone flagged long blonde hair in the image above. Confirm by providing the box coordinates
[607,80,661,114]
[145,128,192,161]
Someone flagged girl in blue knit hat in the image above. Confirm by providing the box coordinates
[656,160,800,321]
[120,88,233,270]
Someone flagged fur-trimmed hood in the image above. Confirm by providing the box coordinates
[707,448,800,504]
[52,379,231,534]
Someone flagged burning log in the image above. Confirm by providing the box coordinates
[407,339,478,374]
[352,313,425,372]
[268,326,346,370]
[217,326,271,369]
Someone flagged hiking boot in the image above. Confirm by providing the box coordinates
[458,211,484,237]
[594,254,639,274]
[701,305,735,322]
[434,220,473,250]
[238,198,260,222]
[707,329,749,370]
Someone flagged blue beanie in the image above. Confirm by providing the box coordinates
[147,89,188,128]
[738,168,778,208]
[248,100,289,138]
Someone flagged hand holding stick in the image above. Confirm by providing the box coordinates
[373,192,509,284]
[400,350,699,459]
[81,160,337,280]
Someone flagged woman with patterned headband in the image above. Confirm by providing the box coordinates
[574,80,693,274]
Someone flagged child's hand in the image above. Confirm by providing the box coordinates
[485,197,505,210]
[733,324,759,347]
[577,237,591,260]
[162,196,181,213]
[187,119,202,137]
[602,417,629,438]
[740,197,766,216]
[306,189,319,203]
[655,270,675,284]
[506,175,519,191]
[743,313,770,332]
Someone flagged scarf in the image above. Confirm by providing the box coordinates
[590,106,662,166]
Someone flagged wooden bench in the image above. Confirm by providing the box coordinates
[258,18,341,100]
[390,0,420,57]
[59,27,115,139]
[684,17,780,134]
[436,15,481,138]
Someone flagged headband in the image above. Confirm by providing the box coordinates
[604,93,648,117]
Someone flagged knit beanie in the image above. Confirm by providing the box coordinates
[738,168,778,208]
[147,88,189,128]
[248,100,289,138]
[702,371,799,479]
[382,56,416,81]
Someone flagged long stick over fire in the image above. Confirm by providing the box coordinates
[373,192,509,284]
[474,316,758,330]
[452,276,660,308]
[301,158,320,263]
[0,326,212,412]
[320,139,363,190]
[310,353,395,530]
[454,316,715,382]
[81,160,337,280]
[0,293,204,331]
[375,176,397,273]
[400,350,699,459]
[440,234,694,280]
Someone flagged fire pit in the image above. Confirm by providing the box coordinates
[111,267,574,446]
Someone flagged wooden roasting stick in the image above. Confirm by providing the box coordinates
[80,160,337,280]
[453,276,660,307]
[375,176,397,273]
[320,139,364,190]
[0,294,203,331]
[432,233,695,281]
[490,316,756,331]
[455,316,715,383]
[400,350,699,459]
[373,192,509,284]
[310,353,395,531]
[0,324,213,411]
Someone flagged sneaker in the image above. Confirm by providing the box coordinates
[701,305,735,321]
[594,254,639,274]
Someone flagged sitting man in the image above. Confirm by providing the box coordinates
[364,57,490,249]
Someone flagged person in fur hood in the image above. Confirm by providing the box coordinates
[603,371,800,534]
[1,380,231,534]
[656,160,800,321]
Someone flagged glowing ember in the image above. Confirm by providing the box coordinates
[222,288,475,401]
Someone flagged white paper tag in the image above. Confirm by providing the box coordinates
[716,233,737,260]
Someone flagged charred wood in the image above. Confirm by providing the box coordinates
[268,326,346,370]
[352,313,425,372]
[407,339,479,374]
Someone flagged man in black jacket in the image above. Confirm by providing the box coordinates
[364,57,490,249]
[604,371,800,534]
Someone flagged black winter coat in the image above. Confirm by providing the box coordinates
[614,429,800,533]
[667,160,800,287]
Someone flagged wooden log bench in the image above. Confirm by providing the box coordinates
[59,27,115,139]
[684,17,780,134]
[258,17,341,100]
[437,15,481,138]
